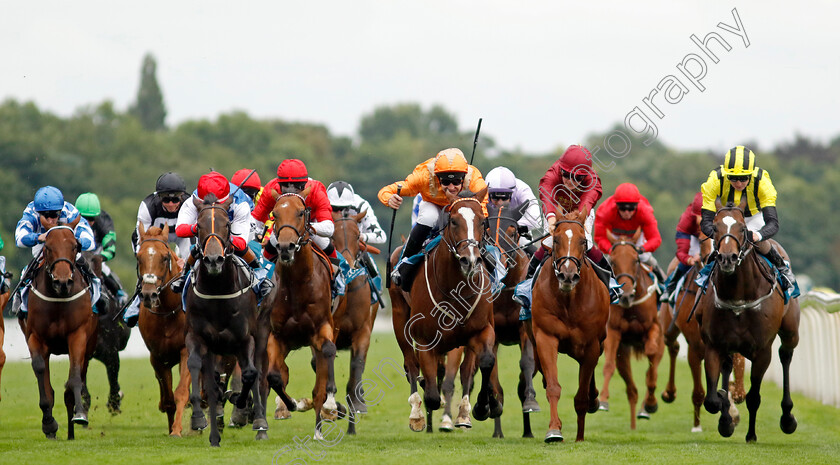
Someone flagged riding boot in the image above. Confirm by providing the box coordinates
[391,224,432,290]
[645,255,667,284]
[592,255,621,303]
[171,249,198,293]
[75,256,96,284]
[761,246,796,292]
[524,248,546,281]
[9,288,23,316]
[660,264,689,303]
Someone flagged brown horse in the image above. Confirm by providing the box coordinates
[0,288,7,403]
[389,188,502,433]
[659,232,745,432]
[263,187,341,439]
[439,202,540,438]
[135,223,191,437]
[699,197,799,442]
[184,194,268,447]
[532,206,609,442]
[597,228,664,429]
[21,223,99,439]
[331,208,379,434]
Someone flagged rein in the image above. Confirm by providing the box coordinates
[272,193,311,252]
[552,219,586,278]
[190,202,251,301]
[610,240,657,307]
[136,237,180,315]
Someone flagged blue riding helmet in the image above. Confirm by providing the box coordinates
[34,186,65,212]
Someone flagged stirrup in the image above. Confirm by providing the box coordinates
[171,275,186,293]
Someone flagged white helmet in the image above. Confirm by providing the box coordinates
[327,181,355,207]
[486,167,516,194]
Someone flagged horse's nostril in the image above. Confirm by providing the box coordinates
[214,256,224,267]
[459,257,470,268]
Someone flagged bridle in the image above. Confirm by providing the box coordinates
[441,197,483,261]
[196,204,233,257]
[610,240,641,292]
[272,193,311,252]
[136,236,179,314]
[713,207,752,268]
[552,219,586,279]
[44,226,78,283]
[333,212,361,265]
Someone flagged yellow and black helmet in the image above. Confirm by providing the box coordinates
[722,145,756,176]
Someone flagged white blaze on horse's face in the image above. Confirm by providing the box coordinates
[722,216,737,245]
[147,247,156,257]
[457,206,478,262]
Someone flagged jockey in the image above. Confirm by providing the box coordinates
[593,183,666,282]
[327,181,387,245]
[378,148,488,289]
[76,192,128,307]
[131,172,193,266]
[660,192,703,303]
[173,172,272,295]
[0,232,11,295]
[231,168,266,256]
[485,166,545,253]
[252,159,337,261]
[700,145,796,291]
[527,145,618,299]
[10,186,96,315]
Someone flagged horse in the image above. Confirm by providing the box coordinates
[698,197,800,443]
[184,194,269,447]
[80,251,131,415]
[531,206,609,442]
[659,232,745,432]
[331,208,380,434]
[439,202,540,438]
[597,228,664,429]
[20,222,99,439]
[134,223,191,437]
[262,186,341,440]
[0,288,7,404]
[388,188,502,433]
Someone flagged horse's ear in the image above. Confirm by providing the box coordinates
[475,186,488,203]
[353,209,367,223]
[221,196,234,210]
[160,222,169,237]
[579,204,590,220]
[714,197,723,211]
[606,229,618,244]
[300,185,312,199]
[631,226,642,242]
[738,193,748,211]
[553,203,566,219]
[192,196,203,210]
[271,188,281,201]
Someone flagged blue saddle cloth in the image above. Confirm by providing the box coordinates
[695,257,800,304]
[514,262,623,321]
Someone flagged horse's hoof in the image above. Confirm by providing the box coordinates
[522,397,540,413]
[661,391,676,404]
[691,426,703,433]
[72,413,89,426]
[45,432,57,440]
[253,418,268,431]
[320,406,339,422]
[439,415,454,432]
[636,410,651,420]
[746,433,757,444]
[169,432,183,438]
[295,398,314,412]
[192,415,208,431]
[255,430,269,441]
[409,417,426,432]
[274,397,292,420]
[718,417,735,438]
[781,414,798,434]
[598,401,609,412]
[43,418,59,436]
[454,416,472,429]
[230,407,249,427]
[544,429,564,443]
[643,402,658,415]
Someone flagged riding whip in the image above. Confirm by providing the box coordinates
[229,168,258,198]
[468,118,483,165]
[384,184,402,289]
[3,249,42,314]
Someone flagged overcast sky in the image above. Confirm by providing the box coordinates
[2,1,838,155]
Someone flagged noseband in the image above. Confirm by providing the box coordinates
[610,241,641,291]
[273,193,311,252]
[442,198,483,261]
[197,204,233,257]
[44,226,78,282]
[552,219,585,278]
[714,209,752,267]
[333,215,361,263]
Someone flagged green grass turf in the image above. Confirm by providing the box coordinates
[1,329,839,464]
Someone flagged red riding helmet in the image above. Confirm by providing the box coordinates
[197,172,230,202]
[232,169,262,190]
[276,159,308,182]
[558,145,594,175]
[613,183,641,203]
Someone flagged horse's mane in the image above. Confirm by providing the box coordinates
[457,189,477,199]
[202,194,218,205]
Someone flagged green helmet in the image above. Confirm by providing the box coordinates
[75,192,101,217]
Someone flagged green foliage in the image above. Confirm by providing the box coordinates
[128,53,167,131]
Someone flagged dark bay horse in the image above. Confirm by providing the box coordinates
[21,223,99,439]
[331,208,379,434]
[81,251,131,415]
[263,187,341,440]
[184,194,268,447]
[135,223,191,437]
[659,232,745,432]
[439,202,540,438]
[389,188,502,433]
[699,197,799,442]
[531,206,609,442]
[598,229,664,429]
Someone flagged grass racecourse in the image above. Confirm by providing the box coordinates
[1,326,839,465]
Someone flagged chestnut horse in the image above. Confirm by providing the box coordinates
[0,288,7,404]
[263,187,340,439]
[699,197,799,442]
[184,194,268,447]
[532,206,609,442]
[659,232,745,432]
[21,223,99,439]
[331,208,379,434]
[597,229,664,429]
[389,188,501,433]
[439,202,540,438]
[135,223,191,436]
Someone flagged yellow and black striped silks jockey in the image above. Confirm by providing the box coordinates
[722,145,756,176]
[700,165,777,217]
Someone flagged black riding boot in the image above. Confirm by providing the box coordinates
[591,255,621,302]
[761,246,796,291]
[391,224,433,291]
[660,265,689,303]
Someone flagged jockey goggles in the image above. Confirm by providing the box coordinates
[279,181,307,192]
[160,195,181,204]
[728,174,751,183]
[41,210,61,219]
[489,192,512,201]
[616,202,637,212]
[561,169,586,182]
[437,176,464,187]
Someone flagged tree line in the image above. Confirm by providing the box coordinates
[1,98,837,310]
